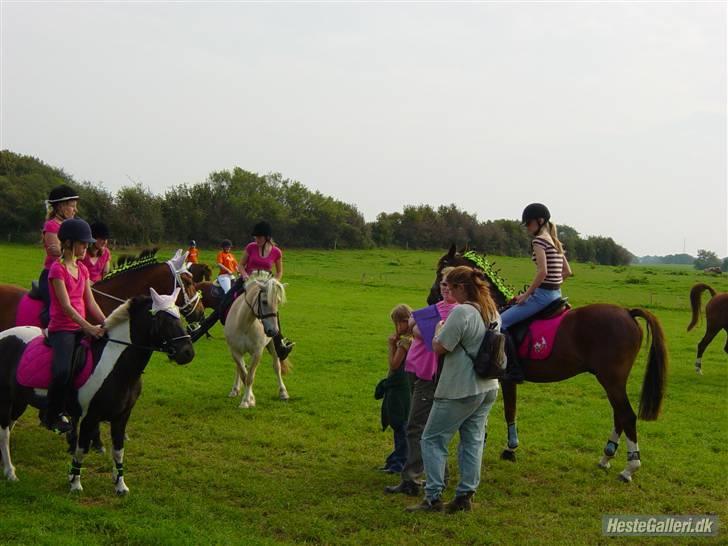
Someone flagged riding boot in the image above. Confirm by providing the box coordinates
[189,310,219,342]
[503,334,524,384]
[44,378,72,434]
[273,333,294,360]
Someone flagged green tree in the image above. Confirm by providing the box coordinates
[694,249,721,270]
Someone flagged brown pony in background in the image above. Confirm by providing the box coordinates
[687,283,728,374]
[189,263,213,283]
[430,246,668,482]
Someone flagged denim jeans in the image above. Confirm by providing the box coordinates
[500,287,562,331]
[385,422,408,472]
[421,389,499,501]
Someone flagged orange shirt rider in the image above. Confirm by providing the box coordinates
[216,240,238,294]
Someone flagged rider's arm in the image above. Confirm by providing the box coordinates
[274,258,283,281]
[562,254,573,280]
[44,231,61,258]
[83,280,106,326]
[237,251,249,278]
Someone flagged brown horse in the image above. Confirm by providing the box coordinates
[0,250,205,331]
[195,281,221,311]
[430,247,668,482]
[189,263,212,283]
[687,283,728,374]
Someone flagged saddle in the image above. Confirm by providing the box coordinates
[17,333,94,390]
[507,298,570,350]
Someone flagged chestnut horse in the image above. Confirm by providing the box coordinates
[0,249,205,332]
[189,263,212,283]
[687,283,728,374]
[429,246,668,482]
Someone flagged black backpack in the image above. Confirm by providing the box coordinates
[458,303,507,380]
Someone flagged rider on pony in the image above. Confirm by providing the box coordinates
[500,203,572,383]
[80,221,112,284]
[216,239,238,294]
[45,218,106,433]
[39,185,79,326]
[187,240,199,264]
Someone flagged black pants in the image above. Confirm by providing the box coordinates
[38,269,51,328]
[47,331,76,417]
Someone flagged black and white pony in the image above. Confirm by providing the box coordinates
[0,288,194,495]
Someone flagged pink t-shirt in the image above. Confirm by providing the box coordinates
[405,300,458,381]
[244,242,282,275]
[80,247,111,283]
[48,261,89,332]
[42,218,62,270]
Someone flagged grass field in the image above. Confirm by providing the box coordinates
[0,244,726,545]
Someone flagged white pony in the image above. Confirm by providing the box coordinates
[224,272,291,408]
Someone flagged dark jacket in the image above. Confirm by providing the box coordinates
[374,366,411,431]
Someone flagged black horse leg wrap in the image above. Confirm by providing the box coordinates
[114,462,124,483]
[627,450,640,461]
[69,460,82,477]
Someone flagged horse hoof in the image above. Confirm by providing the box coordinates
[116,487,130,496]
[239,401,250,409]
[598,462,611,470]
[93,445,106,455]
[279,392,290,401]
[618,472,632,483]
[5,470,18,482]
[500,449,517,462]
[69,484,83,493]
[228,390,240,398]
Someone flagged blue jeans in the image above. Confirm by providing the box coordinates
[421,389,499,501]
[385,422,408,472]
[500,288,562,331]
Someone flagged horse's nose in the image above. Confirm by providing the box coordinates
[265,328,278,338]
[175,345,195,365]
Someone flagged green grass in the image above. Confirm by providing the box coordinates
[0,245,726,545]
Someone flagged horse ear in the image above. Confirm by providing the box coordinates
[149,287,161,304]
[172,286,181,300]
[447,243,456,258]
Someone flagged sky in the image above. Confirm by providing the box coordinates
[1,1,726,257]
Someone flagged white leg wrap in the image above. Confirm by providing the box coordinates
[69,449,85,492]
[695,358,703,375]
[0,426,17,481]
[113,449,129,495]
[619,439,641,482]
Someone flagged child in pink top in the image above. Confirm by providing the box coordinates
[80,222,112,283]
[38,185,79,326]
[45,218,106,434]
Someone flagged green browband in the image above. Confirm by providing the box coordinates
[462,251,516,301]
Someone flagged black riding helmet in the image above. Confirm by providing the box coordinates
[521,203,551,225]
[58,218,95,243]
[90,221,110,240]
[189,240,197,247]
[251,221,273,238]
[48,185,79,204]
[221,239,232,248]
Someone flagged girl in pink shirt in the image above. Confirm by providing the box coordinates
[38,185,79,326]
[80,222,112,283]
[45,218,106,434]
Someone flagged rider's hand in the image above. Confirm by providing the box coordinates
[515,293,530,305]
[84,324,105,339]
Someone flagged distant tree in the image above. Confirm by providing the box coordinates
[694,249,721,270]
[723,257,728,272]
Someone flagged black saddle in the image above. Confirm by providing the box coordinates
[507,298,570,349]
[28,280,43,300]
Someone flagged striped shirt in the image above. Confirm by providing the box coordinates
[531,237,564,286]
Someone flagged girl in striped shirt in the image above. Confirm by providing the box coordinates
[500,203,572,332]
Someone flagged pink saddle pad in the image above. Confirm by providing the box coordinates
[518,310,569,361]
[15,294,43,328]
[16,336,93,390]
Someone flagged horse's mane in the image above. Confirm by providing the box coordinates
[245,272,287,305]
[461,251,517,301]
[104,296,151,330]
[102,248,160,281]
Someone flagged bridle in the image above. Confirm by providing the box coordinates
[167,261,202,320]
[245,282,278,322]
[104,309,191,358]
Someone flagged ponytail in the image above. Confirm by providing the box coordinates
[446,266,498,323]
[547,221,565,255]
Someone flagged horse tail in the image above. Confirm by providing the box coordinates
[629,309,668,421]
[687,283,716,331]
[280,358,292,375]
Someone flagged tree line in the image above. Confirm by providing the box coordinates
[2,150,636,265]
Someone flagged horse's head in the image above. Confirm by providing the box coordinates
[427,244,512,308]
[142,288,195,364]
[245,273,287,338]
[176,271,206,324]
[427,244,477,304]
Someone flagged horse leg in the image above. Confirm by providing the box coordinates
[500,380,519,461]
[695,324,720,375]
[68,417,96,492]
[602,382,640,482]
[228,351,246,398]
[241,353,262,409]
[110,410,132,495]
[598,415,624,470]
[0,419,18,481]
[268,343,289,401]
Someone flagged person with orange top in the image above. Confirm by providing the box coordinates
[216,239,237,293]
[187,240,199,264]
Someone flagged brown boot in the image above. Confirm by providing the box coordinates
[384,480,420,496]
[445,492,474,513]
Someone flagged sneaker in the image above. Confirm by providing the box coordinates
[385,480,420,496]
[45,414,72,434]
[445,492,474,513]
[406,498,444,512]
